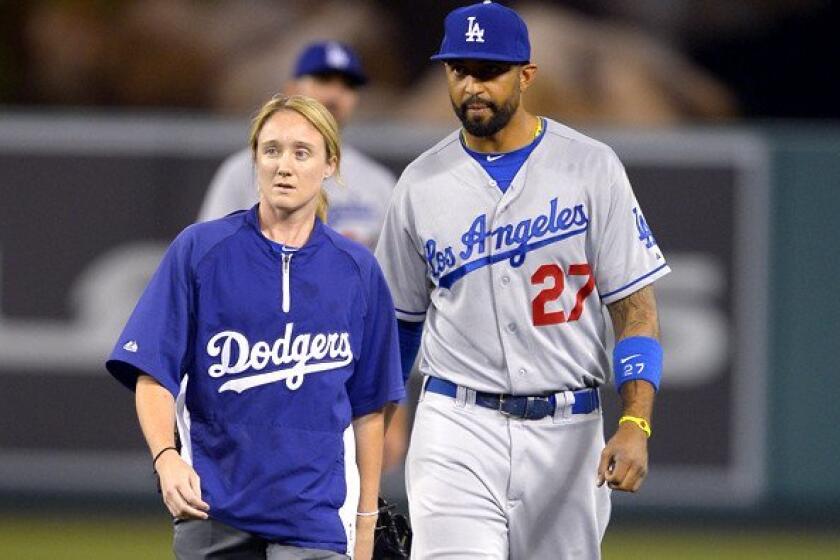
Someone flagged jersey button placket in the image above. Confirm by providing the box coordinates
[488,207,516,391]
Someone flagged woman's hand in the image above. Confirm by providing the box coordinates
[155,450,210,520]
[353,409,385,559]
[353,513,377,560]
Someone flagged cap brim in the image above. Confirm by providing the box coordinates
[430,52,528,64]
[297,69,367,87]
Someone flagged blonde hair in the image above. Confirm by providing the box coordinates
[249,94,341,223]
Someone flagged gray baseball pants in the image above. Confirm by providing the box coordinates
[406,385,611,559]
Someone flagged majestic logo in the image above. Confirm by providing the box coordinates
[486,154,504,162]
[633,207,657,249]
[425,198,590,289]
[465,16,485,43]
[206,323,353,394]
[122,340,138,353]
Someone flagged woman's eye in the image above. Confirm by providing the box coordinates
[295,150,310,159]
[264,146,277,155]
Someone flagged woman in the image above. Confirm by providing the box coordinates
[106,95,405,559]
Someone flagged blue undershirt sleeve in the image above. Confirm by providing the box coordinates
[397,319,423,383]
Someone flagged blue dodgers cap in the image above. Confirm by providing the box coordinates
[431,1,530,63]
[293,41,367,86]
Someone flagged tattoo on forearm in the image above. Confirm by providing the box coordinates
[608,286,660,338]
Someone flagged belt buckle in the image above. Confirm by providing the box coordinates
[498,394,513,417]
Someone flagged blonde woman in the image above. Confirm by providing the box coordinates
[107,95,404,560]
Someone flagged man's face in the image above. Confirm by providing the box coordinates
[445,60,521,137]
[288,73,359,128]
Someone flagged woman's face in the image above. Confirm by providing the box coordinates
[255,110,335,218]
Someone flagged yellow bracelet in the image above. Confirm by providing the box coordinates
[619,415,652,438]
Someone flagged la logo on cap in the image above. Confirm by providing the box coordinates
[325,42,350,68]
[465,16,485,43]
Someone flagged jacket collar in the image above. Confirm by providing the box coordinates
[245,204,326,258]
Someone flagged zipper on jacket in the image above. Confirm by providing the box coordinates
[281,252,292,313]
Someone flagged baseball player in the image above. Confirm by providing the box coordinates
[199,41,396,251]
[107,95,405,560]
[374,2,670,558]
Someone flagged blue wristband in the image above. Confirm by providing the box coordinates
[613,336,663,393]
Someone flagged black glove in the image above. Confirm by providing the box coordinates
[372,497,412,559]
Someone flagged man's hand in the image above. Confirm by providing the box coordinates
[155,451,210,520]
[354,514,377,560]
[597,421,649,492]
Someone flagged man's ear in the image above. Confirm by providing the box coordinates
[519,64,538,93]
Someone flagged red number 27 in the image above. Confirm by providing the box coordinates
[530,263,595,326]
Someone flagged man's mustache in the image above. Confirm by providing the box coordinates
[461,96,497,112]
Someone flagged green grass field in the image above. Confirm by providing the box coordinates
[0,515,838,559]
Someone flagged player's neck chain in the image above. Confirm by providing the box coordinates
[533,116,542,138]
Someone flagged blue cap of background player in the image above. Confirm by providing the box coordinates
[293,41,368,86]
[431,1,530,64]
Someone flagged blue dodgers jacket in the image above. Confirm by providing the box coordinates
[107,205,404,553]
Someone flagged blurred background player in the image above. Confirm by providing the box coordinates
[198,40,395,251]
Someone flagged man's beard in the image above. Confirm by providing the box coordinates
[452,95,518,137]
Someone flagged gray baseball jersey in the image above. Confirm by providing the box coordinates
[375,118,670,394]
[199,144,396,249]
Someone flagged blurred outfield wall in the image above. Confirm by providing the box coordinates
[0,114,837,520]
